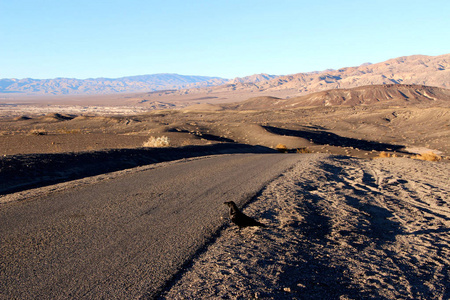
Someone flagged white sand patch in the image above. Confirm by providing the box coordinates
[0,104,153,118]
[161,155,450,299]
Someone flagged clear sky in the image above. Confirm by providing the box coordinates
[1,0,449,79]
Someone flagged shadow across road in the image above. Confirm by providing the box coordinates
[263,125,406,152]
[0,143,277,195]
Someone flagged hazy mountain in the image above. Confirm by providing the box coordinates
[0,74,229,95]
[229,73,278,84]
[226,84,450,110]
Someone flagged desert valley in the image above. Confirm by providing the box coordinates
[1,54,449,159]
[1,53,449,299]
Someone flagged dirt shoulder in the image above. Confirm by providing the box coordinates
[160,155,450,299]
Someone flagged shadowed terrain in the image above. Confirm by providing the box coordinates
[0,144,276,195]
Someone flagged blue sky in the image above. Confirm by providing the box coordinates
[1,0,449,79]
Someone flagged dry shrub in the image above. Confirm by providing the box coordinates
[143,136,170,148]
[413,151,441,162]
[275,144,288,153]
[376,150,442,162]
[377,151,391,158]
[296,147,311,154]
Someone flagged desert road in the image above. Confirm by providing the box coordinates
[0,153,303,299]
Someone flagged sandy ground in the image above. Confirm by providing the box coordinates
[160,155,449,299]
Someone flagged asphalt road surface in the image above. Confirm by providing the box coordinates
[0,153,303,299]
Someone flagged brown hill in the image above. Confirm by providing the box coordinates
[259,54,450,94]
[226,84,450,110]
[154,53,450,99]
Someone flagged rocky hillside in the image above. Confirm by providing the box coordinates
[165,54,450,97]
[261,54,450,93]
[226,84,450,110]
[0,74,228,95]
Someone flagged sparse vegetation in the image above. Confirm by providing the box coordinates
[376,151,442,162]
[412,151,442,162]
[143,136,170,148]
[275,143,288,153]
[296,147,311,153]
[376,151,392,158]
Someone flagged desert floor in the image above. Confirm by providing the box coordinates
[1,100,449,160]
[1,95,449,299]
[161,155,450,299]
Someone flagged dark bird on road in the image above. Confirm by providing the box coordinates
[224,201,267,230]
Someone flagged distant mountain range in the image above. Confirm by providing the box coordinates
[173,53,449,97]
[1,53,448,96]
[0,74,229,95]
